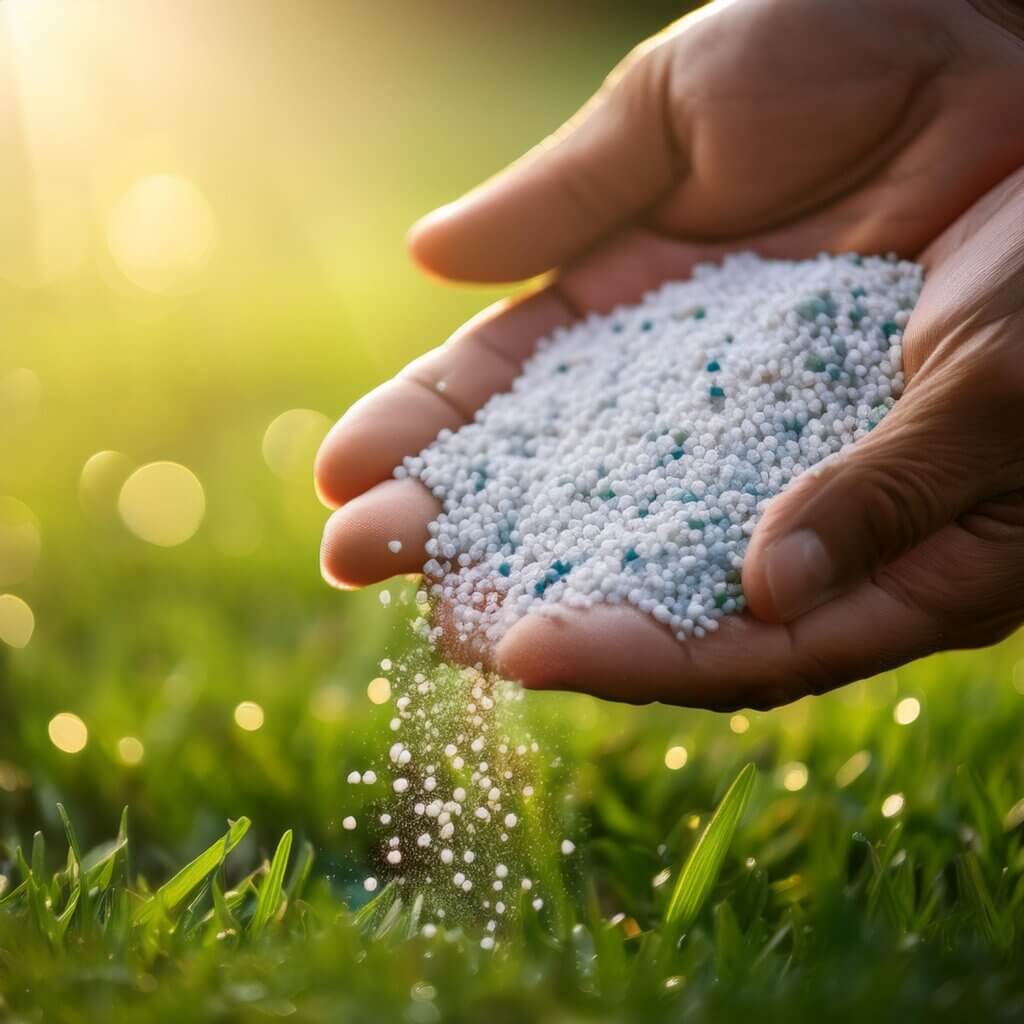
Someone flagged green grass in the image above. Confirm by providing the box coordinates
[2,2,1024,1020]
[4,744,1024,1023]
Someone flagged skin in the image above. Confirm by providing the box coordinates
[316,0,1024,710]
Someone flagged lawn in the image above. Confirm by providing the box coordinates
[2,2,1024,1021]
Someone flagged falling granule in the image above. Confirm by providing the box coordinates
[362,770,377,784]
[561,839,576,855]
[347,771,361,785]
[480,936,494,950]
[379,591,392,607]
[364,877,378,892]
[387,539,403,554]
[348,648,573,940]
[422,923,437,938]
[399,253,920,651]
[532,898,544,911]
[342,816,357,831]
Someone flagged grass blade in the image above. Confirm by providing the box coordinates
[134,817,251,925]
[249,830,293,939]
[664,763,756,939]
[285,839,315,904]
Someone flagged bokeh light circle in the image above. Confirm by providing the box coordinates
[893,697,921,725]
[782,762,809,792]
[107,174,217,294]
[48,712,88,754]
[119,462,206,547]
[262,408,331,481]
[663,745,688,770]
[80,450,135,519]
[367,677,391,705]
[234,701,265,731]
[0,594,34,648]
[881,793,905,818]
[117,736,145,765]
[0,497,41,586]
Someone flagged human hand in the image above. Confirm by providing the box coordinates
[316,0,1024,708]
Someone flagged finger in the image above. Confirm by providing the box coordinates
[320,478,439,589]
[407,41,682,283]
[493,577,937,711]
[314,288,575,509]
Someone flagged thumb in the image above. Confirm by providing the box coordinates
[743,360,1019,624]
[407,39,682,284]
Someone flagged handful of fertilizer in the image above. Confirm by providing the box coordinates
[397,253,922,651]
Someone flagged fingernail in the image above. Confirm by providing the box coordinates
[762,529,834,621]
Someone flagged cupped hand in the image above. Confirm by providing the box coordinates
[316,0,1024,709]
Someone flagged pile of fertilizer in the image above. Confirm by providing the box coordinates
[397,253,922,649]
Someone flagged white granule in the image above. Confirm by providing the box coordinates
[387,850,402,865]
[532,898,544,911]
[504,813,517,828]
[399,254,920,648]
[364,877,378,892]
[561,839,575,855]
[361,770,377,784]
[393,778,409,793]
[422,923,437,938]
[342,816,357,830]
[379,591,391,607]
[387,539,403,554]
[480,936,494,950]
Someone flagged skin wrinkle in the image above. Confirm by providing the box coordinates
[967,0,1024,43]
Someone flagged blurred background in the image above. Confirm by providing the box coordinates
[1,0,1022,898]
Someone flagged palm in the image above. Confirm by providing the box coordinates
[317,0,1024,708]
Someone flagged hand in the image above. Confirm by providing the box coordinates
[316,0,1024,709]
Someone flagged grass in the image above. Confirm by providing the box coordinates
[4,740,1024,1022]
[2,2,1024,1019]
